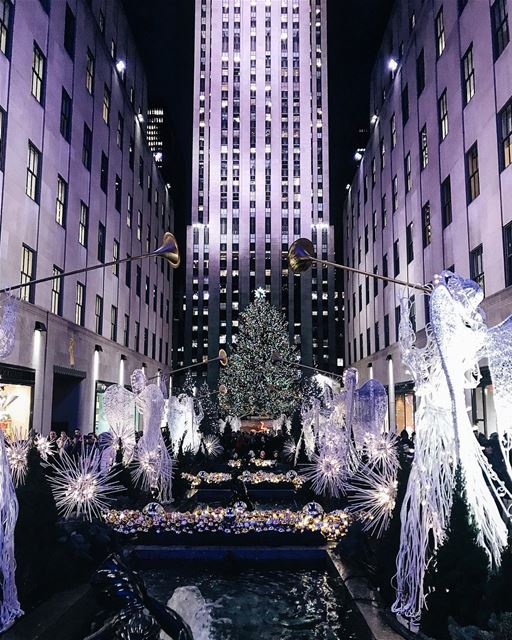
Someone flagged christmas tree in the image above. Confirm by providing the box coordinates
[219,292,301,419]
[420,465,491,639]
[197,382,219,435]
[180,371,196,397]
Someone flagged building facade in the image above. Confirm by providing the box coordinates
[180,0,338,384]
[343,0,512,434]
[0,0,175,436]
[147,107,164,169]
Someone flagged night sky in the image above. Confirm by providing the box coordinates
[122,0,394,251]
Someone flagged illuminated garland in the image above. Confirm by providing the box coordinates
[182,470,304,489]
[103,502,350,541]
[228,459,277,468]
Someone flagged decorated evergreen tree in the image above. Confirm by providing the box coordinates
[180,371,196,397]
[421,465,491,639]
[219,292,301,418]
[197,382,219,435]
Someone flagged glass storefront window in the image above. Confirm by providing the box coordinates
[0,383,33,438]
[395,391,415,433]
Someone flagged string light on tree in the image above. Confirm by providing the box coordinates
[219,294,301,419]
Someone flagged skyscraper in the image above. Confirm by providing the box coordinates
[182,0,338,384]
[147,107,165,168]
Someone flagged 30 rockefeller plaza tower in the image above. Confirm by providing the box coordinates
[183,0,338,383]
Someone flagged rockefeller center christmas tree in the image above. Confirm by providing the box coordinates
[219,292,301,419]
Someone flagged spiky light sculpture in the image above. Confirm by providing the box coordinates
[364,431,400,478]
[202,435,223,459]
[303,451,346,498]
[283,438,296,461]
[49,449,122,521]
[348,467,398,538]
[5,438,29,487]
[35,435,54,462]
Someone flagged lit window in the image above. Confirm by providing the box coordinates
[26,141,41,202]
[51,266,63,315]
[438,90,449,141]
[462,45,475,105]
[55,175,67,226]
[75,282,85,326]
[31,42,46,103]
[466,142,480,203]
[20,244,36,303]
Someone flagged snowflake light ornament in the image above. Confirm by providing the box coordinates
[303,450,346,498]
[202,435,223,459]
[283,438,296,461]
[5,438,29,487]
[35,435,54,462]
[348,467,398,538]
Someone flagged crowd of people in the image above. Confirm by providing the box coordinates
[219,429,288,463]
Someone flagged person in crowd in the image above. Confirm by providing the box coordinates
[71,429,83,457]
[56,430,71,456]
[47,430,58,454]
[83,432,97,456]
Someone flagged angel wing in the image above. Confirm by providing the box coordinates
[353,379,388,450]
[0,292,17,359]
[486,314,512,479]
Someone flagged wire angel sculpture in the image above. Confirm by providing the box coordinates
[392,272,512,624]
[168,393,203,455]
[103,384,137,464]
[0,430,22,632]
[0,292,17,360]
[131,370,174,503]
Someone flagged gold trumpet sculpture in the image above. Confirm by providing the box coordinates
[288,237,429,292]
[0,231,180,294]
[169,349,228,376]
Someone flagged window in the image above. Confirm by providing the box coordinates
[139,157,144,187]
[116,114,124,149]
[375,322,380,352]
[137,210,142,240]
[79,201,88,247]
[0,0,12,56]
[380,138,385,170]
[384,314,390,348]
[97,222,106,263]
[466,142,480,203]
[55,175,67,226]
[145,276,150,304]
[416,49,425,96]
[393,239,400,276]
[31,42,46,103]
[462,45,475,105]
[438,90,449,141]
[404,153,412,192]
[419,125,429,169]
[435,7,446,57]
[401,84,409,126]
[470,244,485,292]
[390,113,397,149]
[129,136,134,170]
[82,123,92,170]
[123,314,130,347]
[136,265,141,296]
[422,201,432,247]
[492,0,509,60]
[407,223,414,263]
[64,3,75,58]
[26,141,41,202]
[0,107,5,171]
[112,240,119,276]
[51,266,63,316]
[504,222,512,286]
[86,48,94,94]
[441,176,452,228]
[75,282,85,326]
[143,328,148,356]
[125,254,131,288]
[115,175,122,211]
[100,152,108,193]
[127,194,133,227]
[134,321,140,352]
[20,244,36,303]
[383,253,388,286]
[110,306,117,341]
[381,194,387,227]
[392,175,398,212]
[95,295,103,334]
[103,84,111,124]
[499,98,512,170]
[395,305,401,342]
[60,88,72,141]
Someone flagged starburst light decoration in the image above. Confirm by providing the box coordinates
[5,436,29,487]
[363,431,400,478]
[201,435,223,459]
[303,451,346,497]
[35,435,54,462]
[347,467,398,538]
[48,449,122,521]
[283,438,297,461]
